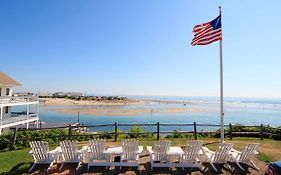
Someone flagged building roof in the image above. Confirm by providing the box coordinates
[0,72,22,87]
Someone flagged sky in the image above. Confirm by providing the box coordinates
[1,0,281,98]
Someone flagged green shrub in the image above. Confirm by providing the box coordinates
[98,132,113,139]
[165,130,190,138]
[126,126,154,139]
[0,129,68,152]
[127,126,143,139]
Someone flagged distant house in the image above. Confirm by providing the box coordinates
[52,92,66,97]
[52,92,84,97]
[0,72,39,135]
[66,92,84,97]
[38,92,52,97]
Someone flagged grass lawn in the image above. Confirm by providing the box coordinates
[0,149,32,175]
[0,137,280,174]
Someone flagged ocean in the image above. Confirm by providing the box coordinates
[35,96,281,132]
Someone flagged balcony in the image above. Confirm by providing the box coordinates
[0,114,38,128]
[0,96,39,106]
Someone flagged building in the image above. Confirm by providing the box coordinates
[38,92,52,97]
[52,92,66,97]
[52,92,84,98]
[0,72,39,135]
[66,92,84,97]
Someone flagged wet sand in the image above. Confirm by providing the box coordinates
[41,98,205,116]
[51,106,202,116]
[42,97,143,106]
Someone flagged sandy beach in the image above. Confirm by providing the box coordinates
[41,97,144,106]
[41,98,205,116]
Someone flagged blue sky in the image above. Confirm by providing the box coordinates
[1,0,281,98]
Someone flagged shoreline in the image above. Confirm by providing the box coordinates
[41,97,191,106]
[41,97,205,116]
[41,97,144,106]
[45,106,204,116]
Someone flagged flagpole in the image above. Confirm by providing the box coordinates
[219,6,224,143]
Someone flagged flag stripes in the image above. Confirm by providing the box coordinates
[191,15,222,46]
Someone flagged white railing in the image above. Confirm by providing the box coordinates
[1,114,38,125]
[0,96,39,104]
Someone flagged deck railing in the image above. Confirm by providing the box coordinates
[0,96,39,104]
[10,122,281,145]
[1,114,38,125]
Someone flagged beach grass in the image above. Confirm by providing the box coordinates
[0,138,280,174]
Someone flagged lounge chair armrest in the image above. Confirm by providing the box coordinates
[77,149,85,160]
[138,146,144,153]
[81,145,89,151]
[230,148,241,154]
[80,145,90,155]
[202,147,214,154]
[146,146,154,154]
[48,146,61,154]
[78,149,84,154]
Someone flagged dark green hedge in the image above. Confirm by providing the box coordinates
[0,126,154,152]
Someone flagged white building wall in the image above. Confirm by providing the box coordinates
[0,86,12,97]
[0,86,13,118]
[0,79,40,135]
[9,88,13,96]
[2,107,10,119]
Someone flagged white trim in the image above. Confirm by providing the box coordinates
[0,96,39,107]
[0,116,38,129]
[0,101,39,107]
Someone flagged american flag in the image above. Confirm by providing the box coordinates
[191,15,222,46]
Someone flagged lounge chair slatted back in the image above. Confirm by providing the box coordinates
[153,140,171,161]
[183,140,202,162]
[122,139,139,161]
[89,139,106,160]
[213,143,233,162]
[29,141,59,173]
[59,140,83,171]
[30,141,49,162]
[230,143,260,171]
[60,140,79,161]
[239,143,259,162]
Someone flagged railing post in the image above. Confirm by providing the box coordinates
[68,124,72,140]
[114,122,118,142]
[260,124,263,140]
[157,122,160,140]
[194,122,197,140]
[229,123,233,140]
[12,127,18,146]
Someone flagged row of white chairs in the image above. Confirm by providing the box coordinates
[147,140,259,172]
[28,140,259,173]
[29,139,142,172]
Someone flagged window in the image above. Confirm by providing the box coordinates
[4,107,8,114]
[6,88,9,95]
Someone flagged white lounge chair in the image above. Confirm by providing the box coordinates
[59,140,83,171]
[181,140,203,169]
[120,139,142,170]
[29,141,60,173]
[203,143,233,172]
[148,140,171,170]
[230,143,259,171]
[87,139,110,169]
